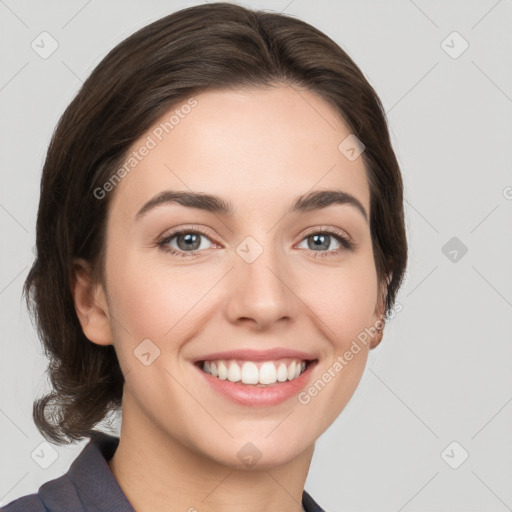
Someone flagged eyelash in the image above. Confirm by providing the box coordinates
[156,226,354,258]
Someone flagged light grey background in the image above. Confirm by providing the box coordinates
[1,1,511,511]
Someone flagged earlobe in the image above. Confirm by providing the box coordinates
[71,258,114,346]
[369,318,385,349]
[370,277,388,349]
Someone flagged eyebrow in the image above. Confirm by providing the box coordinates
[135,188,368,222]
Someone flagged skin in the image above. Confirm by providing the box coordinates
[72,85,386,512]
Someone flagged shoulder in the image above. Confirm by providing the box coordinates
[1,431,124,512]
[302,489,328,512]
[1,473,81,512]
[1,493,47,511]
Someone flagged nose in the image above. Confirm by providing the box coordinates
[223,240,297,330]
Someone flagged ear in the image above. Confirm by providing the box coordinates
[369,275,389,350]
[71,258,114,346]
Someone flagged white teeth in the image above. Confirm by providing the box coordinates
[259,362,277,384]
[241,362,259,384]
[287,361,296,380]
[277,363,288,382]
[217,361,228,380]
[201,358,309,385]
[227,361,241,382]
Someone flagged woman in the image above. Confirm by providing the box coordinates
[3,2,407,511]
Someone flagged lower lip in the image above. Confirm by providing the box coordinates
[194,361,317,407]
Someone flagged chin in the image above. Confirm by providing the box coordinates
[191,429,314,470]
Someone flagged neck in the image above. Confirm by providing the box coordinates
[108,391,313,512]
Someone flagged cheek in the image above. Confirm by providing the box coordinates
[297,263,378,431]
[299,256,379,346]
[105,248,216,340]
[106,243,379,348]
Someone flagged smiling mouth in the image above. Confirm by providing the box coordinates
[195,358,316,387]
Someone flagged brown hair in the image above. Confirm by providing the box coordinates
[24,1,407,444]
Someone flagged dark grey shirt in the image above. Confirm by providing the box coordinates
[2,432,326,512]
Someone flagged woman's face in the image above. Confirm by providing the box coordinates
[93,85,384,468]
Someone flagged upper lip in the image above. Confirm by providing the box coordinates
[192,347,318,363]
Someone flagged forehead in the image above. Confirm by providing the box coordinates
[109,85,370,218]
